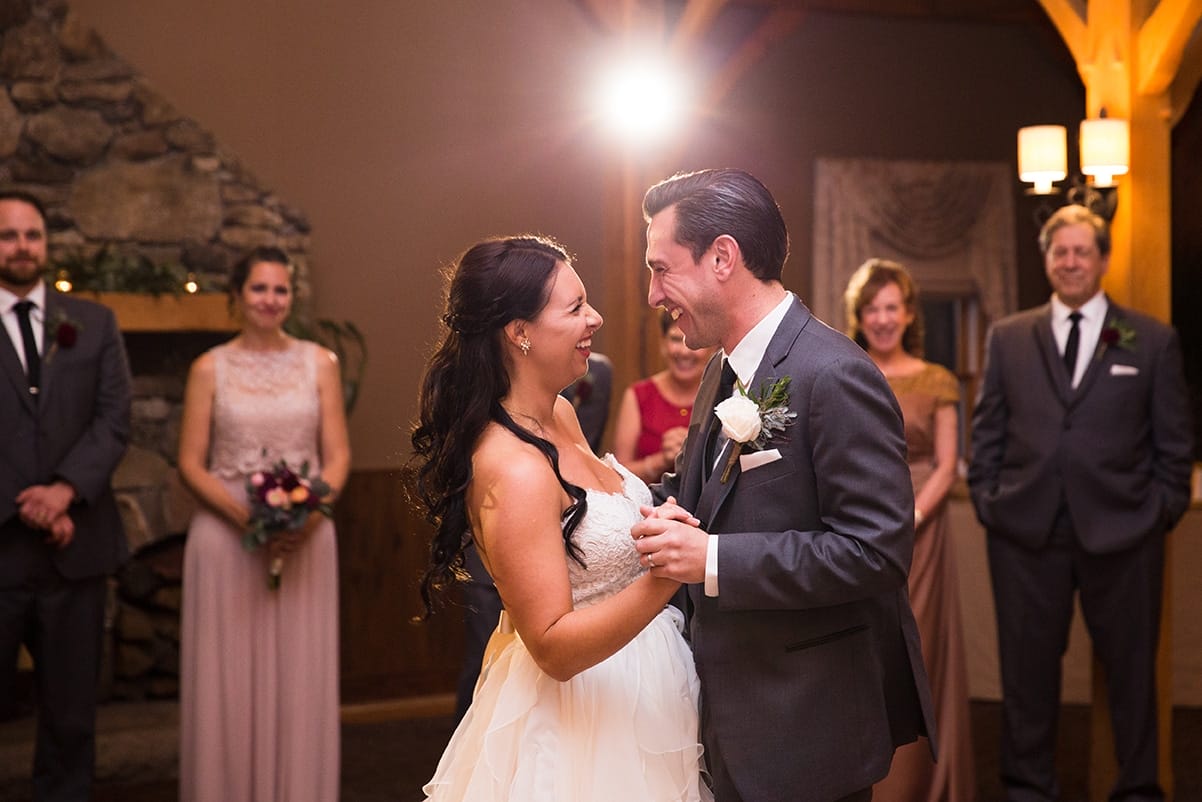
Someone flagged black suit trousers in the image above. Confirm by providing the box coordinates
[0,517,106,802]
[987,528,1165,802]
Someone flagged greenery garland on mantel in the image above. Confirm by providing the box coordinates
[50,248,367,415]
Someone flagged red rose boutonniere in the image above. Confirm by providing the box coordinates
[1097,317,1136,360]
[44,308,83,365]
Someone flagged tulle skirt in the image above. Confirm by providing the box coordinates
[424,605,711,801]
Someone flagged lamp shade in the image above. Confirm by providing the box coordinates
[1080,117,1129,187]
[1018,125,1067,194]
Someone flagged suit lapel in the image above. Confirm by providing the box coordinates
[1072,298,1118,402]
[681,354,726,509]
[696,298,810,528]
[37,293,66,405]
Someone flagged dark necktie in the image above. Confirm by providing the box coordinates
[704,360,737,477]
[1063,311,1082,380]
[13,300,40,393]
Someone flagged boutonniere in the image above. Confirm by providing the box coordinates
[1097,317,1136,359]
[713,376,796,482]
[44,308,82,365]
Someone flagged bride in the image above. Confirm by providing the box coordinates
[411,235,711,801]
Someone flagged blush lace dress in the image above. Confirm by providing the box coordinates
[424,455,711,801]
[179,340,340,802]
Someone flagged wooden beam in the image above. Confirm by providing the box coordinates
[1136,0,1202,95]
[1037,0,1089,67]
[578,0,644,32]
[700,6,806,110]
[1168,35,1202,126]
[672,0,729,52]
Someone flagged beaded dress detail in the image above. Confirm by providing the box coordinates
[424,456,711,801]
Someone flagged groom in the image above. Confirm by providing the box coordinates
[631,169,933,802]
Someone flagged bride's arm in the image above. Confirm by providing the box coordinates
[470,443,679,682]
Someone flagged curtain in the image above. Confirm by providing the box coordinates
[812,157,1017,331]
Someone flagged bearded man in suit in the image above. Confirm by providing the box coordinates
[968,204,1192,802]
[630,168,933,802]
[0,190,132,802]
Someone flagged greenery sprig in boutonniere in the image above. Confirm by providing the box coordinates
[1097,317,1136,359]
[44,308,82,366]
[713,376,796,482]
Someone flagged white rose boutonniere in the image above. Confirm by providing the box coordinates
[713,376,796,482]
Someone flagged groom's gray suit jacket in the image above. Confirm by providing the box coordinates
[656,297,934,802]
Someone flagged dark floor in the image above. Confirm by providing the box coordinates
[2,701,1201,801]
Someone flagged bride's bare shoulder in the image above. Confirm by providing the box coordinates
[472,423,555,492]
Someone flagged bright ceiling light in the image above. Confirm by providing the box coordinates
[597,56,688,143]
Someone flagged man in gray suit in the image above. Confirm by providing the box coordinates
[0,190,132,801]
[631,169,933,802]
[968,204,1192,801]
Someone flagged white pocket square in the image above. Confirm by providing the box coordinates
[740,448,781,472]
[1109,364,1139,376]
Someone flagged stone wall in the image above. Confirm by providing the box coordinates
[2,0,317,699]
[0,0,312,291]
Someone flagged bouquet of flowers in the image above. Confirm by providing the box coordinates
[244,458,333,590]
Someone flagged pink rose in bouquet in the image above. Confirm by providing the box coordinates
[244,458,333,590]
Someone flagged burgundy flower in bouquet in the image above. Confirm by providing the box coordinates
[244,458,333,590]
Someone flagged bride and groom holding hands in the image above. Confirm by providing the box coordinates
[413,168,933,801]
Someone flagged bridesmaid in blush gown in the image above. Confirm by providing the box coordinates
[845,258,975,802]
[176,247,350,802]
[412,236,710,801]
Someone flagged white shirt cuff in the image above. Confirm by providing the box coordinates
[704,534,719,597]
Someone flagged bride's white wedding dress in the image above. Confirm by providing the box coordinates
[423,456,711,801]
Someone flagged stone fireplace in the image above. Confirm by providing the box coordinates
[3,0,320,700]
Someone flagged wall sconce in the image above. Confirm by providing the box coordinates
[1017,112,1128,222]
[53,268,73,293]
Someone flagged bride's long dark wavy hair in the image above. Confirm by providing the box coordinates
[411,235,588,617]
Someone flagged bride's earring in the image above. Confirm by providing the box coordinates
[520,337,531,356]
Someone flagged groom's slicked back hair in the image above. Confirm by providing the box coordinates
[642,168,789,282]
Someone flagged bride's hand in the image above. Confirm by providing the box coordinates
[639,496,700,527]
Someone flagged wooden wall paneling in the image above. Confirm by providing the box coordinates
[335,469,465,702]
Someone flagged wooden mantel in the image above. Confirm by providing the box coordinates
[72,292,238,333]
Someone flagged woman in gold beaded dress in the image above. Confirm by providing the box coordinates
[845,258,975,802]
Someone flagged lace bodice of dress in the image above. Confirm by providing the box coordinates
[207,340,322,478]
[566,455,654,608]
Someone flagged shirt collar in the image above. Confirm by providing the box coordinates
[723,291,794,387]
[1050,290,1107,325]
[0,281,46,315]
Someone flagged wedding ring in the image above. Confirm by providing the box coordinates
[647,555,656,568]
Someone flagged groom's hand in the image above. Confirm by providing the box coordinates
[632,497,707,583]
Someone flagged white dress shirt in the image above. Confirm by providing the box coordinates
[1050,290,1107,389]
[0,281,46,374]
[704,291,794,597]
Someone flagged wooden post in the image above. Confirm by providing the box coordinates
[1036,1,1202,797]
